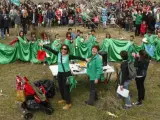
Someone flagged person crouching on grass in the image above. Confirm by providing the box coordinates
[85,45,103,106]
[119,51,132,109]
[39,43,86,110]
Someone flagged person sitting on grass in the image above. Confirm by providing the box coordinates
[27,32,37,43]
[68,28,75,40]
[39,32,51,45]
[51,34,62,51]
[9,31,27,45]
[64,32,74,54]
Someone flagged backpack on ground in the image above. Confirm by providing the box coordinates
[34,80,56,98]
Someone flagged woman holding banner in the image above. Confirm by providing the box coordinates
[39,43,86,110]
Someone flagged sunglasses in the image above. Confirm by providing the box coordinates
[61,48,68,50]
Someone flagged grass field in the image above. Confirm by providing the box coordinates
[1,1,160,119]
[0,25,160,120]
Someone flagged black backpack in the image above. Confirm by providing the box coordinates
[128,61,137,80]
[34,80,56,99]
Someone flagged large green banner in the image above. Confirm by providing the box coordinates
[0,35,159,64]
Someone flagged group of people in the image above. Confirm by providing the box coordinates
[0,0,159,40]
[114,0,160,36]
[38,32,151,110]
[0,0,159,111]
[11,27,157,110]
[119,49,150,109]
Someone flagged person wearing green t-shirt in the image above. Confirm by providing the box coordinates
[155,32,160,61]
[39,43,86,110]
[64,32,74,54]
[85,45,103,106]
[51,34,62,51]
[134,11,143,36]
[128,35,138,62]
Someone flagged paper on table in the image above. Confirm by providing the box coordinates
[117,85,129,98]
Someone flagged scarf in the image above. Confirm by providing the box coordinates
[66,36,71,40]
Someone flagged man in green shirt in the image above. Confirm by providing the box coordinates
[134,11,143,36]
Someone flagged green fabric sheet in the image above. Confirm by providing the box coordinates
[0,35,160,64]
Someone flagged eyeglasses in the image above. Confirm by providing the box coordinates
[61,48,67,50]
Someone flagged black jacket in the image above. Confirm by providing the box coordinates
[120,60,130,85]
[28,11,39,23]
[0,15,4,28]
[134,58,149,77]
[3,14,10,27]
[21,15,29,25]
[43,45,86,61]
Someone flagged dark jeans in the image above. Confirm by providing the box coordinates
[61,17,67,25]
[22,24,27,35]
[11,20,15,28]
[86,21,91,29]
[90,81,96,91]
[135,24,140,36]
[32,23,38,30]
[89,80,98,102]
[4,27,9,34]
[57,71,72,104]
[91,23,98,29]
[125,23,129,31]
[135,76,146,102]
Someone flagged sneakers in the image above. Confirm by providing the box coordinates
[123,104,132,109]
[132,101,142,106]
[58,100,66,104]
[85,100,93,106]
[63,104,72,110]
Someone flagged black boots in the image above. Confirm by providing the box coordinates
[85,90,98,106]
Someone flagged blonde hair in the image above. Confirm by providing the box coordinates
[23,10,28,17]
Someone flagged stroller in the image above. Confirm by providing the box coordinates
[16,76,54,120]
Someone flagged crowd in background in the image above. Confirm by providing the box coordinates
[0,0,160,110]
[0,0,159,40]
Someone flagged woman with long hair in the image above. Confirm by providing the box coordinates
[51,34,62,51]
[133,50,150,106]
[39,43,86,110]
[64,32,74,54]
[21,10,29,35]
[9,31,27,45]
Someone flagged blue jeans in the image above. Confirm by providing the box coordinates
[0,28,4,39]
[125,24,129,31]
[47,19,52,27]
[123,80,131,105]
[155,22,160,29]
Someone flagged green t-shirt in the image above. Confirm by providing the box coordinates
[51,39,61,51]
[58,53,70,72]
[135,14,142,25]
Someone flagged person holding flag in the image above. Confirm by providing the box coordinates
[10,0,20,6]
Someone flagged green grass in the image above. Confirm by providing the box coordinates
[0,26,160,120]
[0,60,160,120]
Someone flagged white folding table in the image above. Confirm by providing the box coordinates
[49,64,114,83]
